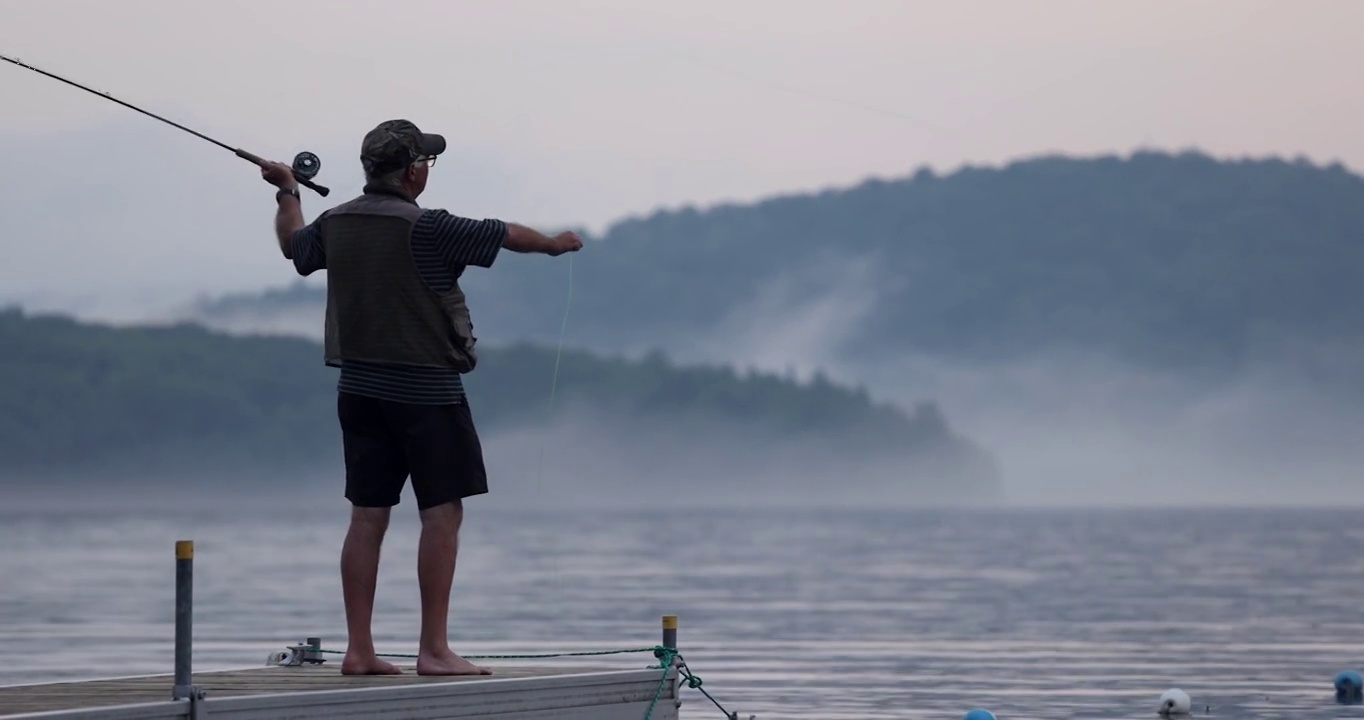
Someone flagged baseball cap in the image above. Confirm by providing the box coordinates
[360,119,446,176]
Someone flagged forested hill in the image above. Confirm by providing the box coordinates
[193,150,1364,386]
[0,309,999,503]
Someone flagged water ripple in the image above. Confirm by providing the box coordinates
[0,505,1361,718]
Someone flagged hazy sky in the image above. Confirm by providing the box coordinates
[2,0,1361,311]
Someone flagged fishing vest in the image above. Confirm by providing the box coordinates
[318,185,478,373]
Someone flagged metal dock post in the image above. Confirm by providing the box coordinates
[662,614,677,652]
[172,540,206,716]
[173,540,193,700]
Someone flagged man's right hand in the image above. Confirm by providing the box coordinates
[548,231,584,256]
[260,160,299,191]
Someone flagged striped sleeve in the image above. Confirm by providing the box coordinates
[290,217,326,277]
[416,209,507,270]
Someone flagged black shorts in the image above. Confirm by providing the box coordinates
[337,392,489,510]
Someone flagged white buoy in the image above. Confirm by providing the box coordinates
[1158,688,1191,716]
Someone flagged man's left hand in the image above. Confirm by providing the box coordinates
[547,231,584,256]
[260,161,298,190]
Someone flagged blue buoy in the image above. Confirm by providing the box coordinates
[1335,670,1363,704]
[964,710,997,720]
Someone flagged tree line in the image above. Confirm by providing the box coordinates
[0,309,993,486]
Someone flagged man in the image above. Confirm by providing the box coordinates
[258,119,583,677]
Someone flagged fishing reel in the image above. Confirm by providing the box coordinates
[292,151,321,181]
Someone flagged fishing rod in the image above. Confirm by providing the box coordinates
[1,53,329,197]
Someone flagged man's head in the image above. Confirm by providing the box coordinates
[360,119,447,198]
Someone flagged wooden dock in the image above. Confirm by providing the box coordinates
[0,662,679,719]
[0,541,693,719]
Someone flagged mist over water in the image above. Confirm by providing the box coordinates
[838,344,1364,506]
[1,397,998,514]
[609,259,1364,508]
[835,360,1364,506]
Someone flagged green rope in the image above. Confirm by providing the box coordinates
[644,646,678,720]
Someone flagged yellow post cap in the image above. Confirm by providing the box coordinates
[176,540,194,560]
[661,615,678,630]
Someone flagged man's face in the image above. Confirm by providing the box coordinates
[406,156,431,197]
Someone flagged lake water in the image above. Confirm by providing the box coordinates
[2,502,1363,719]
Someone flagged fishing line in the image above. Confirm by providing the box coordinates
[0,52,330,197]
[535,252,574,495]
[530,252,573,599]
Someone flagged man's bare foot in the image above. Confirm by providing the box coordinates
[416,649,492,676]
[341,654,403,676]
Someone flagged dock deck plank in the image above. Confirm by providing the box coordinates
[0,663,615,716]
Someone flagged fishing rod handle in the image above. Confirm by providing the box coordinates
[235,148,331,197]
[299,177,330,197]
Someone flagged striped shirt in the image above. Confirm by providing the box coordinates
[290,203,507,405]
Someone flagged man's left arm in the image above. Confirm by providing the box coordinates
[274,189,305,259]
[260,161,325,276]
[421,211,582,269]
[422,209,509,270]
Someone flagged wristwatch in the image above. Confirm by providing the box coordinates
[275,187,300,203]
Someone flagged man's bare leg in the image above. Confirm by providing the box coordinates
[415,500,491,675]
[340,506,402,675]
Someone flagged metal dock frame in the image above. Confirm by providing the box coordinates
[0,539,683,720]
